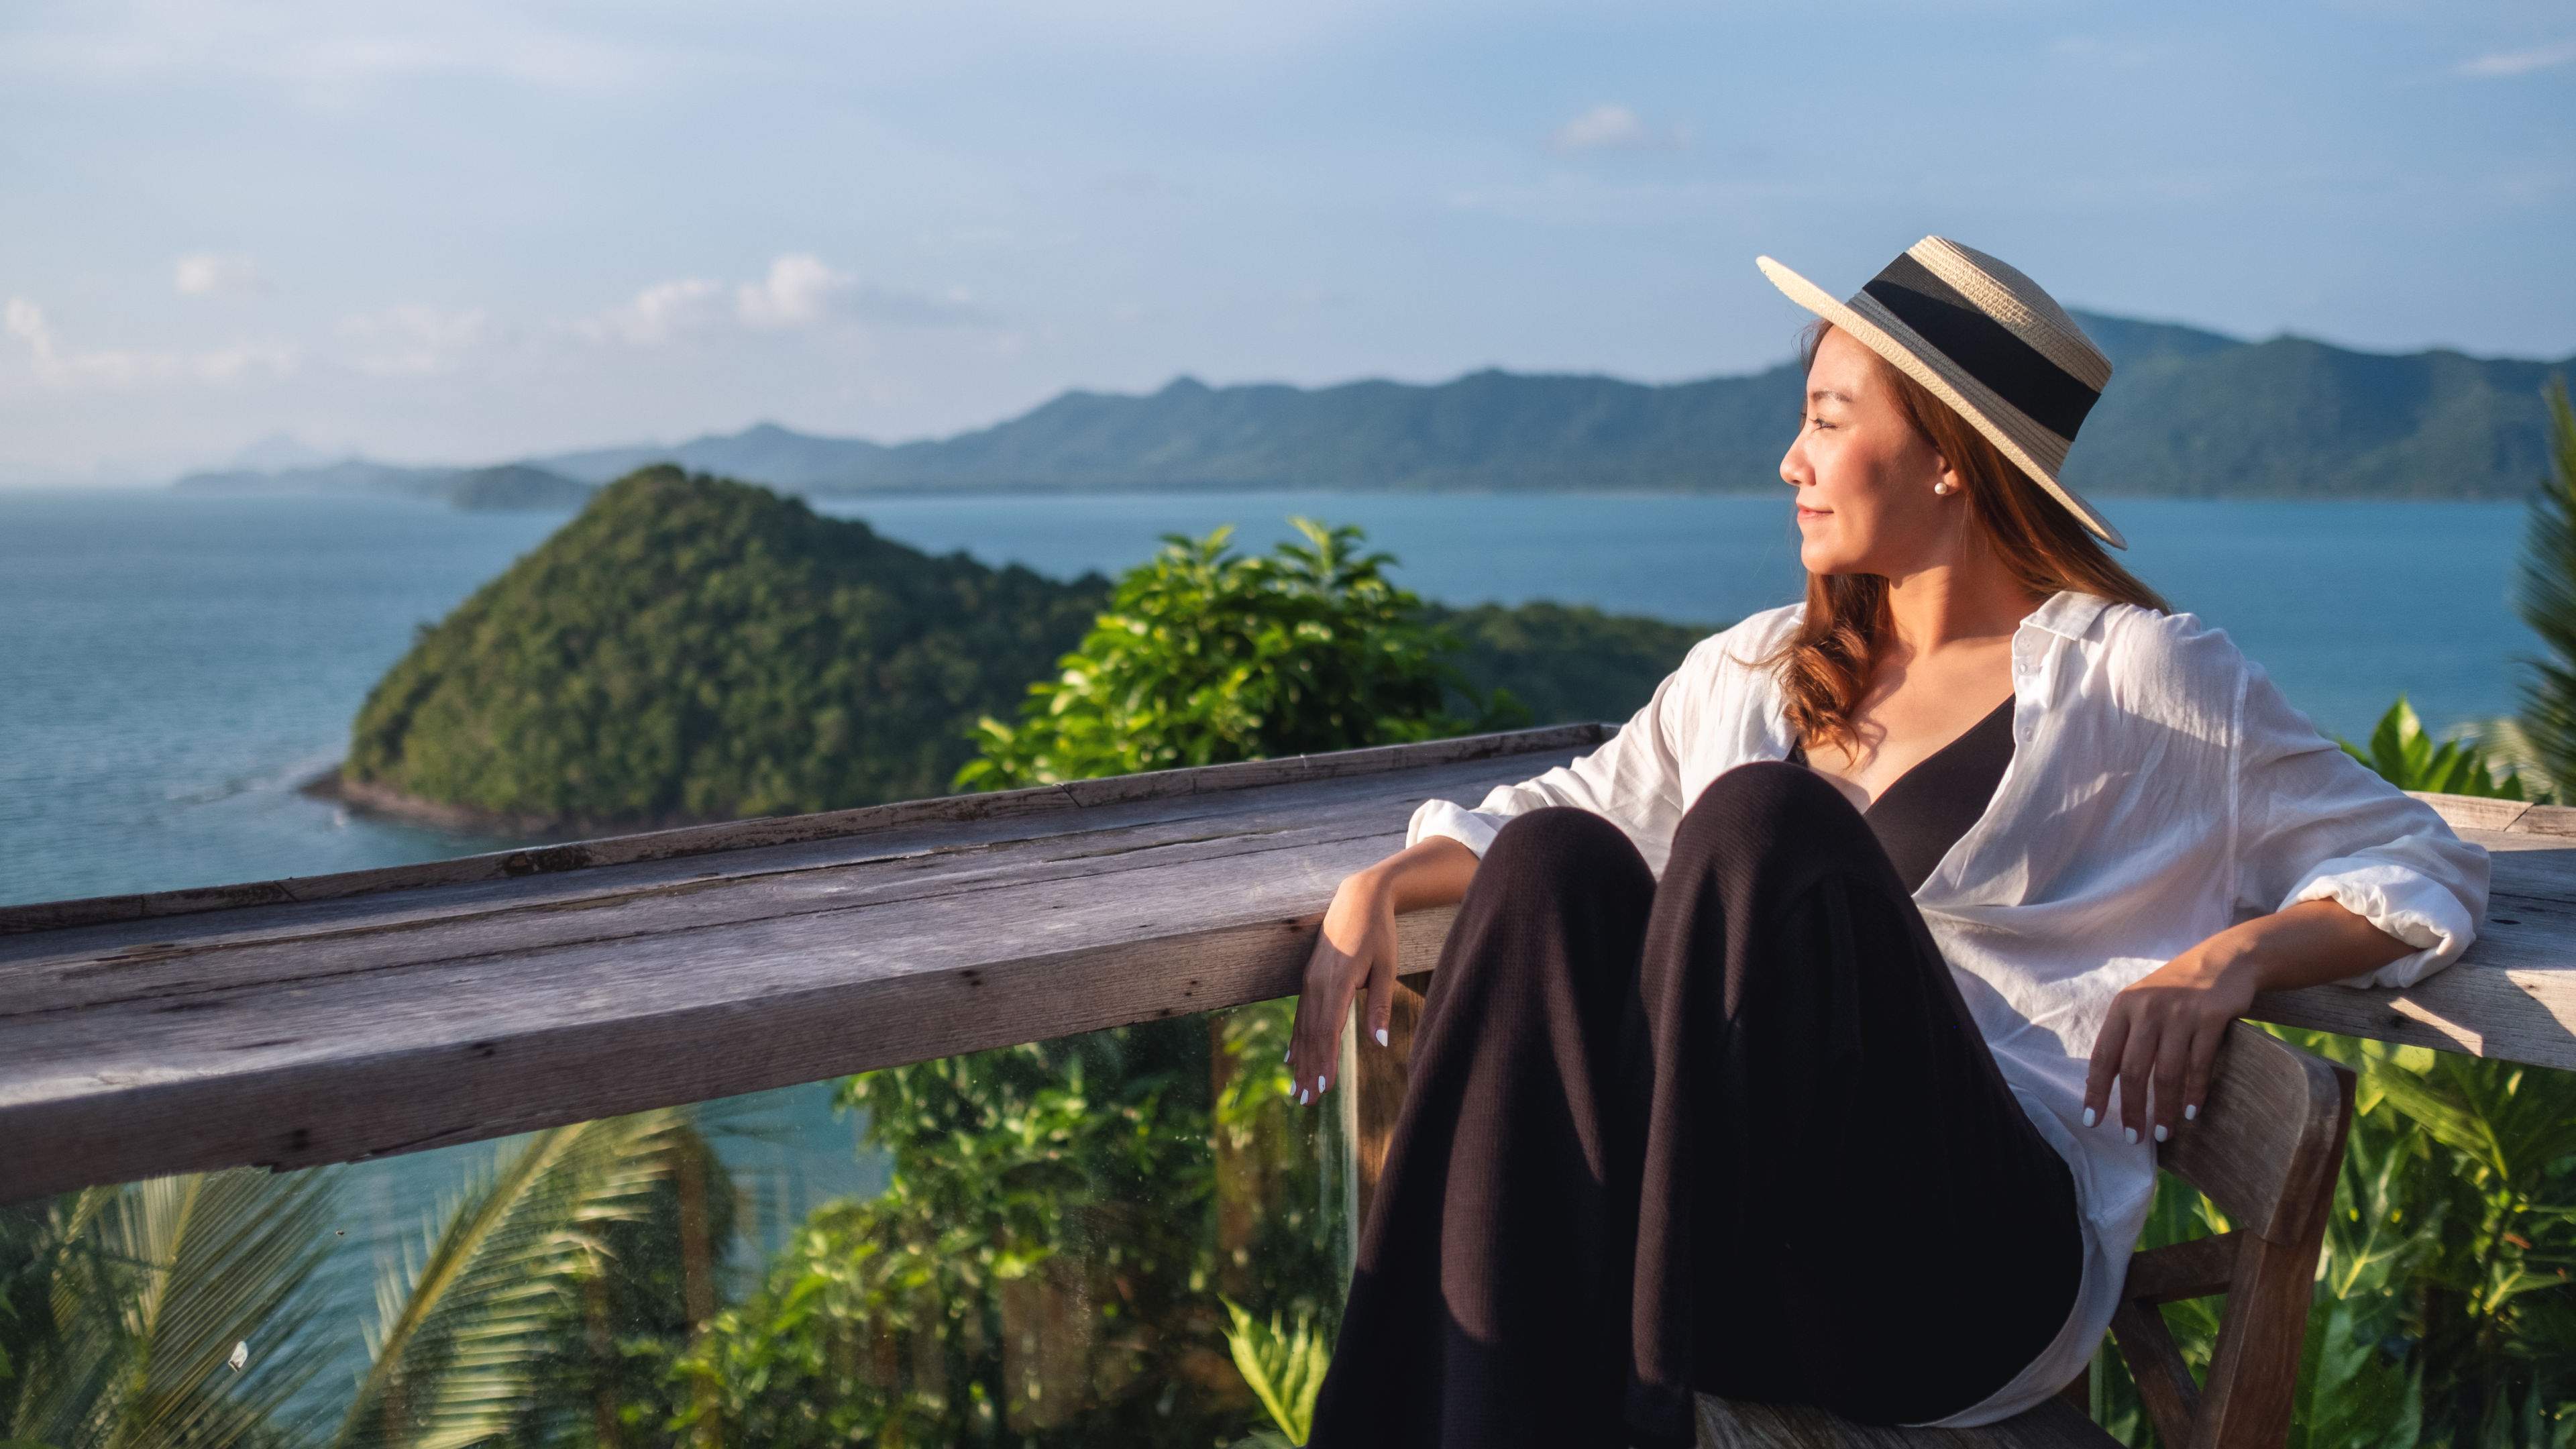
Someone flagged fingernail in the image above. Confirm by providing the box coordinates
[2082,1108,2096,1128]
[2184,1104,2198,1121]
[2125,1126,2139,1144]
[2154,1124,2169,1143]
[1375,1028,1390,1047]
[1297,1089,1309,1106]
[1318,1075,1327,1095]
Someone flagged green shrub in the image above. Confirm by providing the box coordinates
[957,520,1517,790]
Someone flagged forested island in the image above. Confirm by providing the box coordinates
[332,468,1706,834]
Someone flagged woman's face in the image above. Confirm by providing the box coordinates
[1780,326,1960,578]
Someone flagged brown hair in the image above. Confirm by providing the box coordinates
[1770,322,2167,751]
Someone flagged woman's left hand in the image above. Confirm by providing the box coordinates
[2082,898,2418,1144]
[2081,949,2256,1144]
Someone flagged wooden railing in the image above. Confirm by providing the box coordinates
[1,723,2566,1210]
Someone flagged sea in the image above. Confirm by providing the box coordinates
[0,488,2530,912]
[0,486,2536,1389]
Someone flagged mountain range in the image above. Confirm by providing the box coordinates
[174,311,2575,503]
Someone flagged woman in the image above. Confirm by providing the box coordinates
[1281,238,2489,1448]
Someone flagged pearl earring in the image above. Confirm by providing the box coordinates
[1933,482,1955,495]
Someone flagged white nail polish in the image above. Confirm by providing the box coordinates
[2184,1104,2198,1121]
[2154,1124,2169,1143]
[1375,1027,1390,1047]
[2082,1107,2096,1128]
[1318,1075,1327,1095]
[2125,1126,2139,1144]
[1297,1089,1309,1106]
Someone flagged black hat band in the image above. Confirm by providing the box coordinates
[1861,254,2101,442]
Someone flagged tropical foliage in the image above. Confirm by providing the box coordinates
[2342,696,2528,800]
[2518,377,2576,795]
[958,519,1518,789]
[1,1167,338,1449]
[1220,1299,1330,1448]
[669,1002,1334,1446]
[334,1112,714,1449]
[2092,1030,2576,1448]
[0,1112,727,1449]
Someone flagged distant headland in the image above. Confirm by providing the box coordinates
[178,311,2575,504]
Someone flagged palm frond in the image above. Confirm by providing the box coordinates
[2514,375,2576,789]
[330,1111,689,1449]
[5,1168,339,1449]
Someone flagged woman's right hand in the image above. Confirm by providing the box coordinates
[1285,837,1479,1105]
[1285,868,1402,1104]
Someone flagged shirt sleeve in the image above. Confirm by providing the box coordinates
[1405,633,1714,873]
[2233,660,2491,989]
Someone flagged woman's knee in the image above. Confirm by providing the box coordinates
[1672,761,1872,869]
[1454,808,1655,1010]
[1479,807,1647,898]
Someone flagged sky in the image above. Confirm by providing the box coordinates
[1,0,2570,484]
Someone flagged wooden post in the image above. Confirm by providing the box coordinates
[674,1130,722,1449]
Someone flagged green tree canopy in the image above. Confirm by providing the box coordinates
[345,468,1105,830]
[957,520,1517,790]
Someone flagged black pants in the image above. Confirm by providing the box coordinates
[1309,763,2082,1449]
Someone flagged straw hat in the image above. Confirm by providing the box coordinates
[1758,237,2125,549]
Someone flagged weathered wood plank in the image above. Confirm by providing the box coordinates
[2247,818,2576,1069]
[4,767,2571,1210]
[0,760,1506,1016]
[0,735,1578,1203]
[2410,791,2530,833]
[0,724,1609,936]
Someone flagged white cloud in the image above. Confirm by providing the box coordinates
[5,299,60,370]
[6,297,294,385]
[2456,42,2576,78]
[586,276,729,345]
[586,256,990,345]
[737,254,852,329]
[174,253,269,296]
[340,303,490,374]
[1546,103,1691,157]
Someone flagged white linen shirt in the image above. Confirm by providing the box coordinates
[1405,591,2489,1428]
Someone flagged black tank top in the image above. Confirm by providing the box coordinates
[1788,698,2017,894]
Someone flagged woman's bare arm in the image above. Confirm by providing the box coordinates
[2083,899,2418,1142]
[1285,837,1480,1104]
